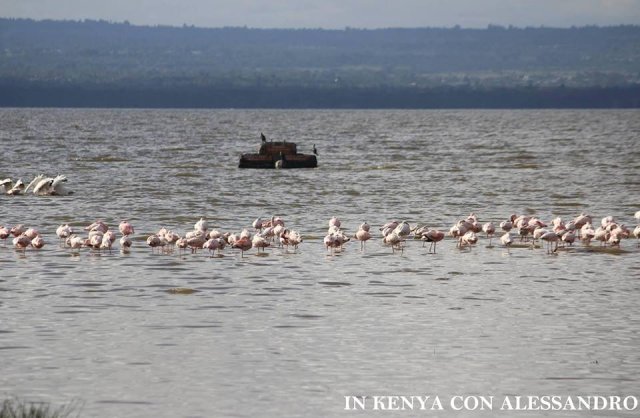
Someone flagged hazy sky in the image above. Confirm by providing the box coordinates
[2,0,640,29]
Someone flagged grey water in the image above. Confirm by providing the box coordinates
[0,108,639,417]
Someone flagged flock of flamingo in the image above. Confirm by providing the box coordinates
[1,211,639,258]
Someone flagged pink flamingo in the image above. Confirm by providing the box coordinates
[203,238,223,257]
[531,227,549,248]
[324,233,337,253]
[0,226,9,245]
[187,235,206,253]
[608,230,622,247]
[67,235,85,251]
[119,220,134,236]
[499,220,513,233]
[449,221,468,248]
[272,224,285,246]
[252,217,264,230]
[355,227,372,250]
[594,227,608,246]
[10,224,26,237]
[163,230,180,244]
[329,217,341,229]
[460,230,478,247]
[421,229,445,254]
[573,213,591,229]
[482,222,495,245]
[23,228,39,240]
[239,228,252,240]
[13,234,31,251]
[500,232,513,251]
[89,233,103,249]
[56,224,73,245]
[100,231,116,252]
[561,231,576,247]
[146,235,163,252]
[232,236,252,257]
[207,229,222,240]
[393,221,411,239]
[333,230,350,250]
[285,230,302,251]
[601,216,615,229]
[540,231,560,253]
[263,216,284,228]
[31,235,45,249]
[85,220,108,233]
[383,231,404,254]
[175,237,188,254]
[252,234,270,253]
[120,235,132,252]
[579,222,595,243]
[194,217,208,232]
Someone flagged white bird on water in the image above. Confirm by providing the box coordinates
[0,178,13,193]
[30,174,72,196]
[6,179,25,195]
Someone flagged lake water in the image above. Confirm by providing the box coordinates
[1,108,639,417]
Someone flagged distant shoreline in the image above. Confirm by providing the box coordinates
[2,84,639,109]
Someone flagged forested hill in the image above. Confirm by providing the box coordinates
[1,18,639,108]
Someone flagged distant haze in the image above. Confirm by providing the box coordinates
[2,0,640,29]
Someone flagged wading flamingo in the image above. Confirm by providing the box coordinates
[421,229,445,254]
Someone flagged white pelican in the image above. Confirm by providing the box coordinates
[633,225,640,245]
[6,179,25,195]
[32,175,71,196]
[25,174,45,193]
[0,178,12,193]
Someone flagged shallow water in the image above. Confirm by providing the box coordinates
[1,108,639,417]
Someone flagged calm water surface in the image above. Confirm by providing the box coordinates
[1,109,639,417]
